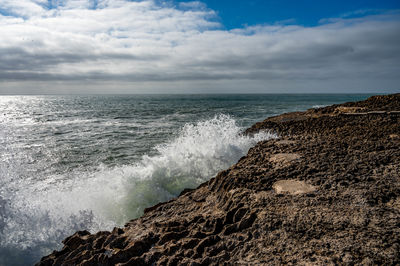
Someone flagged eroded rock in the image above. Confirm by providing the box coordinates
[269,153,301,168]
[272,180,316,195]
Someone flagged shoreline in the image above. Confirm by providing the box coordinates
[38,94,400,265]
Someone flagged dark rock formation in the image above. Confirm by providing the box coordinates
[38,94,400,265]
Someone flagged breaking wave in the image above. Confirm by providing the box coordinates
[0,114,275,265]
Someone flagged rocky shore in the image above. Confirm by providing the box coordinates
[38,94,400,265]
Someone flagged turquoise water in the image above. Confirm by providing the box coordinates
[0,94,373,265]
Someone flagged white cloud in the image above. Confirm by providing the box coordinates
[0,0,45,17]
[178,1,208,10]
[0,0,399,93]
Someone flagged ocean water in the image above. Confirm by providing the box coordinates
[0,94,372,265]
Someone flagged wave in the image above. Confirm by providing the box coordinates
[0,114,275,265]
[312,104,328,109]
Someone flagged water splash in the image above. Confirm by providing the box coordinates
[0,114,275,265]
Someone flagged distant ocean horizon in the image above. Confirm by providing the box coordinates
[0,93,386,96]
[0,94,374,265]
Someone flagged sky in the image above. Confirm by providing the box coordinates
[0,0,399,94]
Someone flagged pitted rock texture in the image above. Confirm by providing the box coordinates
[38,94,400,265]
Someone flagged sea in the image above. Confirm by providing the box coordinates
[0,94,373,265]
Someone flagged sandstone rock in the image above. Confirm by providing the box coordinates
[334,106,366,114]
[272,180,316,195]
[274,139,297,146]
[269,153,301,168]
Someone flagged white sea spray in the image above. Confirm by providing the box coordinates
[0,114,275,264]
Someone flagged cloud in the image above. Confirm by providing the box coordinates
[0,0,399,93]
[0,0,45,17]
[178,1,208,10]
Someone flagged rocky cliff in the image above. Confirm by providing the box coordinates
[38,94,400,265]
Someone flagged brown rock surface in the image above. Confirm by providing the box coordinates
[272,180,316,195]
[38,94,400,265]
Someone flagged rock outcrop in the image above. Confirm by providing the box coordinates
[38,94,400,265]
